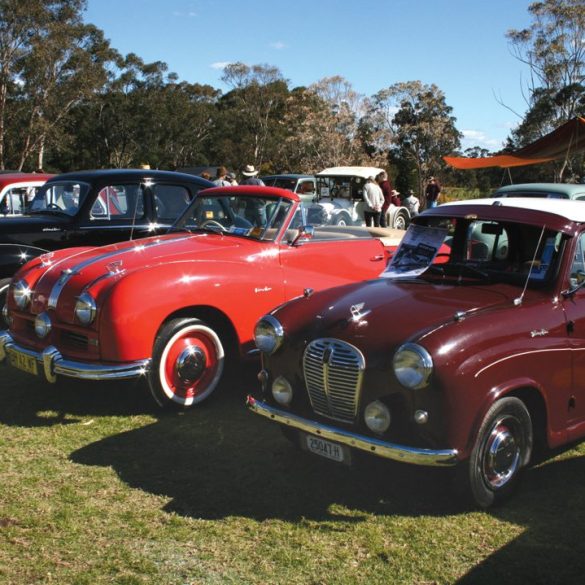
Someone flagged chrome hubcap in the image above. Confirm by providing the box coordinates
[175,345,206,383]
[483,422,520,489]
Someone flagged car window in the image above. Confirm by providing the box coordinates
[570,233,585,288]
[29,181,90,216]
[91,184,145,220]
[0,186,39,214]
[152,184,191,222]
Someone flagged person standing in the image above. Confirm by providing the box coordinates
[239,164,265,186]
[425,177,441,209]
[363,176,384,227]
[213,166,231,186]
[376,171,394,228]
[404,189,420,216]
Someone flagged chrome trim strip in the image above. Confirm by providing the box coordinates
[246,395,459,467]
[0,331,150,382]
[46,235,188,309]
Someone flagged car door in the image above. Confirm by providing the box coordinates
[561,230,585,432]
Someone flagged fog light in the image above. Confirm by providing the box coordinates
[34,312,52,339]
[364,400,391,434]
[271,375,293,406]
[2,303,11,327]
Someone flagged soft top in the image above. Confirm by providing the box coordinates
[316,166,385,179]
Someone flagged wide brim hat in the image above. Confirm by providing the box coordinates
[242,164,259,177]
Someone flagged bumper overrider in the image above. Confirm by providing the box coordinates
[0,331,151,383]
[246,395,459,467]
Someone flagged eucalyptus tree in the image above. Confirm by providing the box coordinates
[368,81,461,195]
[0,0,116,170]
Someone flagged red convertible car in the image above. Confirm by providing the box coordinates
[0,186,402,408]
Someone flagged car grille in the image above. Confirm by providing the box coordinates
[302,338,365,423]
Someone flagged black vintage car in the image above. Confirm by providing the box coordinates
[0,169,213,323]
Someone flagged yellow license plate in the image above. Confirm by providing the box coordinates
[8,349,39,376]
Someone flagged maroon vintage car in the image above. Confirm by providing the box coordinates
[248,197,585,507]
[0,186,403,409]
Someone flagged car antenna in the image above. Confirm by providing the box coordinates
[514,225,546,306]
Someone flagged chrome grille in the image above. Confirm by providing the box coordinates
[303,338,365,423]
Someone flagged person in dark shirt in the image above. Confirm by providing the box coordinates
[376,171,394,228]
[425,177,441,209]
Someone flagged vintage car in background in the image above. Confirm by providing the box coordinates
[0,185,403,409]
[260,174,317,204]
[314,166,410,229]
[248,197,585,507]
[0,172,54,215]
[492,182,585,200]
[0,169,212,326]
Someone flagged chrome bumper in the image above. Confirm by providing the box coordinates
[246,395,459,467]
[0,330,151,383]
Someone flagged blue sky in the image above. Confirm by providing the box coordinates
[84,0,535,152]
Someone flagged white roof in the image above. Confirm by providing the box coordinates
[440,197,585,223]
[316,166,385,179]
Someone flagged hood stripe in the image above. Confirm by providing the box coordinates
[47,235,188,309]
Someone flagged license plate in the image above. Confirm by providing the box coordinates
[7,349,38,376]
[305,434,345,463]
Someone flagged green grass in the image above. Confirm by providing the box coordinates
[1,366,585,584]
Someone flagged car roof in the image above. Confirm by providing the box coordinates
[261,174,313,180]
[493,183,585,198]
[201,184,301,202]
[434,197,585,227]
[46,168,214,186]
[316,166,385,179]
[0,172,54,185]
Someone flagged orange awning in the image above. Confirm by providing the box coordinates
[444,117,585,169]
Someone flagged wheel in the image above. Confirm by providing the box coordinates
[333,212,351,226]
[148,318,225,408]
[392,211,409,230]
[464,397,532,508]
[201,219,225,231]
[0,278,10,328]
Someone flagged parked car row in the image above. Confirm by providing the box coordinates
[2,172,585,509]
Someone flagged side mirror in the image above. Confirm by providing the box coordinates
[291,225,315,246]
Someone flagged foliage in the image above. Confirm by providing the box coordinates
[506,0,585,180]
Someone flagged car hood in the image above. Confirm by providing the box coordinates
[24,232,255,315]
[274,276,522,349]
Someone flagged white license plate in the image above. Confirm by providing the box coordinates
[305,434,345,463]
[7,349,38,376]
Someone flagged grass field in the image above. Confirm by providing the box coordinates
[1,364,585,584]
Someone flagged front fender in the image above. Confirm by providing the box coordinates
[96,260,286,362]
[0,243,49,279]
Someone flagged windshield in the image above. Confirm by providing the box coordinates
[385,216,563,287]
[173,193,294,241]
[29,181,90,216]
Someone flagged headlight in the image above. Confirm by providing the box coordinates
[34,312,52,339]
[393,343,433,389]
[75,292,97,325]
[272,375,293,406]
[364,400,391,434]
[254,315,284,355]
[13,279,31,309]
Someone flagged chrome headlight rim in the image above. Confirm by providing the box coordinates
[34,311,52,339]
[393,342,433,389]
[13,279,31,309]
[74,292,97,325]
[254,314,284,355]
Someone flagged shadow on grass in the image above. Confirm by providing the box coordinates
[0,366,160,425]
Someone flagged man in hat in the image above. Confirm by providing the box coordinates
[240,164,265,186]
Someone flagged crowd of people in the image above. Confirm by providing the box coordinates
[199,164,442,228]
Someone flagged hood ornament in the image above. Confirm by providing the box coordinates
[106,260,124,275]
[350,302,371,322]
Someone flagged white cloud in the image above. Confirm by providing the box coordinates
[270,41,286,50]
[210,62,233,70]
[461,129,503,151]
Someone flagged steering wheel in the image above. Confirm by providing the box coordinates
[46,203,61,210]
[201,219,226,231]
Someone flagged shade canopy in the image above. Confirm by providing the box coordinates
[444,117,585,169]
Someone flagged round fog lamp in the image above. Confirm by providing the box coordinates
[34,312,52,339]
[2,303,11,326]
[271,375,293,406]
[364,400,391,434]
